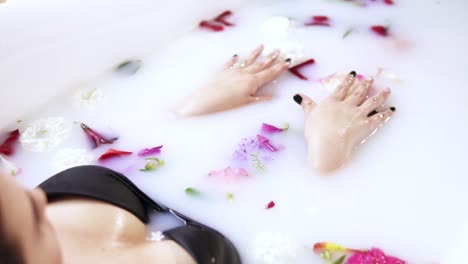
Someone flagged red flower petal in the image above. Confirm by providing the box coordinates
[199,21,225,32]
[98,148,132,161]
[370,25,389,37]
[305,15,331,26]
[265,201,275,209]
[214,10,235,26]
[80,123,118,149]
[288,59,315,80]
[384,0,394,5]
[0,129,20,156]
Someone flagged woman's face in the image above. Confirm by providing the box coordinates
[0,173,62,264]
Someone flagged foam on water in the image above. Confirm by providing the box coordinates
[2,0,468,263]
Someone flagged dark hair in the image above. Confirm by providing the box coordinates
[0,212,23,264]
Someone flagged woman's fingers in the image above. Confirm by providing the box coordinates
[330,71,356,101]
[359,88,391,116]
[242,45,264,67]
[249,94,274,103]
[246,49,280,73]
[293,93,316,113]
[255,60,290,87]
[224,54,239,69]
[366,107,395,131]
[345,78,374,106]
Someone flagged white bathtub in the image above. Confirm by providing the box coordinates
[1,0,468,263]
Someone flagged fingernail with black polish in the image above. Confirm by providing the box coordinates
[367,110,378,117]
[350,71,356,77]
[390,107,396,112]
[233,54,238,57]
[285,58,292,63]
[293,94,302,105]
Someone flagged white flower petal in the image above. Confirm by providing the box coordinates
[20,117,72,152]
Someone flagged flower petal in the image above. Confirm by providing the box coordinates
[265,201,275,209]
[347,248,407,264]
[288,59,315,80]
[261,123,289,133]
[257,134,279,152]
[98,149,132,161]
[0,129,20,156]
[199,20,224,31]
[138,145,163,157]
[80,123,118,149]
[214,10,235,26]
[370,25,389,37]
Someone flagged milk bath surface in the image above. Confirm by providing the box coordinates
[1,0,468,263]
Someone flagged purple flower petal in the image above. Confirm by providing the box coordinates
[138,145,163,157]
[261,123,289,134]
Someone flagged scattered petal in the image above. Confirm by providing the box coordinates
[305,15,331,26]
[370,25,389,37]
[138,145,163,157]
[261,123,289,134]
[185,187,201,196]
[20,117,72,152]
[226,192,234,203]
[0,129,20,156]
[199,20,224,32]
[199,10,235,32]
[313,242,364,254]
[98,149,132,161]
[52,148,94,172]
[257,135,279,152]
[139,158,165,172]
[288,59,315,80]
[214,10,235,26]
[233,137,260,161]
[347,248,407,264]
[265,201,275,209]
[0,155,21,176]
[384,0,394,5]
[209,166,249,178]
[80,123,118,149]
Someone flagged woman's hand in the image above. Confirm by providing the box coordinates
[175,45,291,116]
[294,71,395,173]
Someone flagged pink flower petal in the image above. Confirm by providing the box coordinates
[289,59,315,80]
[346,248,407,264]
[0,129,20,156]
[80,123,118,149]
[261,123,289,134]
[98,149,132,161]
[138,145,163,157]
[265,201,275,209]
[257,135,278,152]
[208,166,249,180]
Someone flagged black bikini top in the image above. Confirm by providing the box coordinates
[38,165,241,264]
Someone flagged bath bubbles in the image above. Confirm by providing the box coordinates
[51,148,94,173]
[253,231,298,264]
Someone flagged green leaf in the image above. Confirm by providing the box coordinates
[185,188,201,196]
[250,154,265,171]
[226,192,234,203]
[343,28,354,39]
[333,255,346,264]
